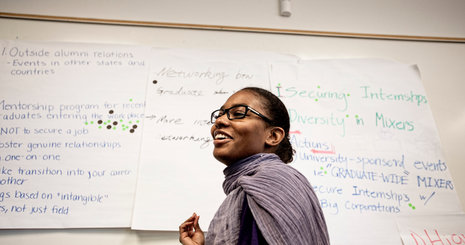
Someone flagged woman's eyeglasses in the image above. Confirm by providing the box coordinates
[211,105,272,124]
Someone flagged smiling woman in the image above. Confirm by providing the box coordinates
[179,87,330,245]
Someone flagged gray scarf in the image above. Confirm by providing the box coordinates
[206,153,330,245]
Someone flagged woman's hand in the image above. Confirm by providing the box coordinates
[179,213,205,245]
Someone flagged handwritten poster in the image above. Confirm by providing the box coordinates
[397,214,465,245]
[0,40,150,228]
[269,59,462,244]
[131,49,296,230]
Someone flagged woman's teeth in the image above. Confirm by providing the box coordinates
[215,133,230,140]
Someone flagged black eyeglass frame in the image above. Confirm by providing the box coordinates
[211,105,272,124]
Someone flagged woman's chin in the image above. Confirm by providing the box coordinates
[213,153,228,165]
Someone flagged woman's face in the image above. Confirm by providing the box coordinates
[211,90,270,165]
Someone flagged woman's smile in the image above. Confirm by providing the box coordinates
[212,130,233,145]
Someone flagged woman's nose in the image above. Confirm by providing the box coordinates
[213,114,230,128]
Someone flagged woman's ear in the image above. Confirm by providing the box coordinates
[265,127,285,147]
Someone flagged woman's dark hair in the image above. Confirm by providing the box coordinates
[240,87,295,163]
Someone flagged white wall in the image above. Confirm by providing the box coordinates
[1,1,464,244]
[2,0,465,37]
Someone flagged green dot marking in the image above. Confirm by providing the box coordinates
[129,98,133,102]
[85,122,88,125]
[347,93,350,96]
[317,85,320,89]
[355,115,359,118]
[346,114,349,118]
[315,99,318,102]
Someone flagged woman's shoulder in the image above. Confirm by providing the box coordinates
[258,153,302,173]
[255,155,310,186]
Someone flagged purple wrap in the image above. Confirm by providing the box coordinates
[206,153,330,245]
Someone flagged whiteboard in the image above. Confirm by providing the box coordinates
[1,3,465,244]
